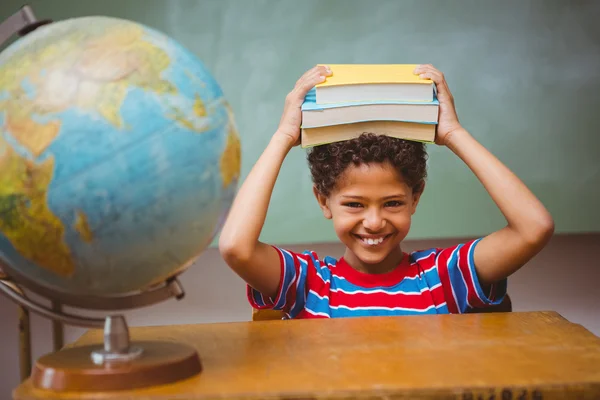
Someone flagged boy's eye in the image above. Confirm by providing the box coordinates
[344,202,363,208]
[385,200,405,207]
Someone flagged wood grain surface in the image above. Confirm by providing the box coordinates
[13,311,600,400]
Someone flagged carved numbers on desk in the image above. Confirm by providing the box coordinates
[462,388,543,400]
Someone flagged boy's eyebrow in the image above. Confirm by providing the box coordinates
[341,194,407,200]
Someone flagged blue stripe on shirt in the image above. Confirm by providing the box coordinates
[304,289,330,316]
[327,304,442,318]
[273,249,297,310]
[288,254,309,317]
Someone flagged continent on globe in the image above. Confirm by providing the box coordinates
[73,210,93,243]
[0,23,178,136]
[0,97,60,157]
[221,103,241,187]
[168,94,212,133]
[0,143,75,277]
[194,94,207,117]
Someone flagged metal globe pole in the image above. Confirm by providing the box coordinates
[0,272,31,382]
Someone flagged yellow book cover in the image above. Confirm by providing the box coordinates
[316,64,432,87]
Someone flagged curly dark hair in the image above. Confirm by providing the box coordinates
[307,133,428,197]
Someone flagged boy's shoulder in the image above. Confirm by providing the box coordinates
[410,238,481,261]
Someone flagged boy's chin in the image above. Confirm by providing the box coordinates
[355,251,389,265]
[348,244,393,265]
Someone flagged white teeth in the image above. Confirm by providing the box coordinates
[362,237,385,245]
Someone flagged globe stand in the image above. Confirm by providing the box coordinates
[31,315,202,392]
[90,315,144,365]
[0,276,203,392]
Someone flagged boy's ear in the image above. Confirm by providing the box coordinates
[411,181,426,215]
[313,186,332,219]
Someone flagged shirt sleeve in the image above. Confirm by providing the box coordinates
[435,238,508,313]
[247,246,309,318]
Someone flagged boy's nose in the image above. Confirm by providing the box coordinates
[363,210,387,232]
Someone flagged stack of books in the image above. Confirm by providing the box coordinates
[300,64,439,147]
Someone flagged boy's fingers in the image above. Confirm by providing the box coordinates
[289,65,333,102]
[414,64,439,74]
[418,70,447,88]
[414,64,428,74]
[294,67,317,87]
[314,64,332,75]
[296,71,328,94]
[418,71,443,86]
[299,65,330,83]
[303,65,332,83]
[323,65,333,74]
[418,71,454,102]
[416,66,446,88]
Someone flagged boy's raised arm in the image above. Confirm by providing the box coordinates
[414,64,555,286]
[219,65,332,299]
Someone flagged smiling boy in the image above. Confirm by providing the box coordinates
[219,64,554,319]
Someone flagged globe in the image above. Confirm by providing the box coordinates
[0,16,241,298]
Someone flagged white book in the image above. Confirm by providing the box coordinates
[301,100,439,129]
[316,82,434,104]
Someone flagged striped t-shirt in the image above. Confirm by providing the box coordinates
[248,238,507,319]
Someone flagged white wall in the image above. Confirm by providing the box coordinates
[1,233,599,397]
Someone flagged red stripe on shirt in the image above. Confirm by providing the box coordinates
[436,248,459,313]
[297,308,329,319]
[328,286,445,310]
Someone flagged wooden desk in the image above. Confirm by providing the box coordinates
[14,311,600,399]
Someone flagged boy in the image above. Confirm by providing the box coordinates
[219,64,554,318]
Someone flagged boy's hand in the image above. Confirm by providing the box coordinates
[275,65,332,147]
[414,64,463,146]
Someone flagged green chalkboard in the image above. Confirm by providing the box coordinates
[2,0,599,245]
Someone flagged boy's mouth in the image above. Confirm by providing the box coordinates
[352,233,392,246]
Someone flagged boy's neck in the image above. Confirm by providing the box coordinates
[342,246,405,275]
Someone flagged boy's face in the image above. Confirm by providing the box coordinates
[314,162,422,268]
